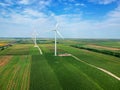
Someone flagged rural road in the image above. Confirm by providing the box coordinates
[71,55,120,81]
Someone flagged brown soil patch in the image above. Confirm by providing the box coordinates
[58,53,71,56]
[0,56,12,67]
[87,44,120,51]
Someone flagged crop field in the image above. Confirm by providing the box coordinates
[0,43,7,47]
[0,55,30,90]
[0,39,120,90]
[73,39,120,48]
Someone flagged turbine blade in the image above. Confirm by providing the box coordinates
[56,23,59,29]
[56,30,64,39]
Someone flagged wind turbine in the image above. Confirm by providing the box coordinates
[53,23,63,56]
[32,30,38,47]
[32,30,43,55]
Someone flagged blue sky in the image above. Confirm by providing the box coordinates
[0,0,120,38]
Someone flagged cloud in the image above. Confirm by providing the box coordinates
[19,0,30,5]
[23,9,47,18]
[0,2,10,7]
[0,6,120,38]
[38,0,52,9]
[75,3,86,7]
[104,5,120,26]
[52,4,120,38]
[0,0,120,38]
[89,0,117,4]
[39,0,51,6]
[0,7,56,38]
[4,0,13,4]
[107,5,120,18]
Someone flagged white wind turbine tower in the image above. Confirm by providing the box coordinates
[33,30,38,47]
[32,30,43,55]
[53,23,64,56]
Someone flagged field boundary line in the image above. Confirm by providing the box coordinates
[71,55,120,81]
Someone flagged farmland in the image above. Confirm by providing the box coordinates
[0,38,120,90]
[0,55,30,90]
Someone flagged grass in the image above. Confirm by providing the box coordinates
[45,54,102,90]
[65,56,120,90]
[0,39,120,90]
[0,55,30,90]
[0,44,32,55]
[40,44,120,90]
[71,45,120,57]
[75,39,120,48]
[92,41,120,48]
[30,55,62,90]
[29,47,40,55]
[83,44,120,51]
[58,45,120,77]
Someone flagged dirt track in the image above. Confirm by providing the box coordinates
[71,55,120,81]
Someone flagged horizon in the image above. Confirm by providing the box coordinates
[0,0,120,38]
[0,37,120,40]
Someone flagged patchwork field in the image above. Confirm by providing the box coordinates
[84,44,120,51]
[0,39,120,90]
[0,43,7,47]
[0,55,30,90]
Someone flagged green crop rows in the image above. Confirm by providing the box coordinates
[0,39,120,90]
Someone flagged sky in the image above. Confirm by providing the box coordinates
[0,0,120,39]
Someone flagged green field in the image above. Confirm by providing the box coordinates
[0,55,30,90]
[0,39,120,90]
